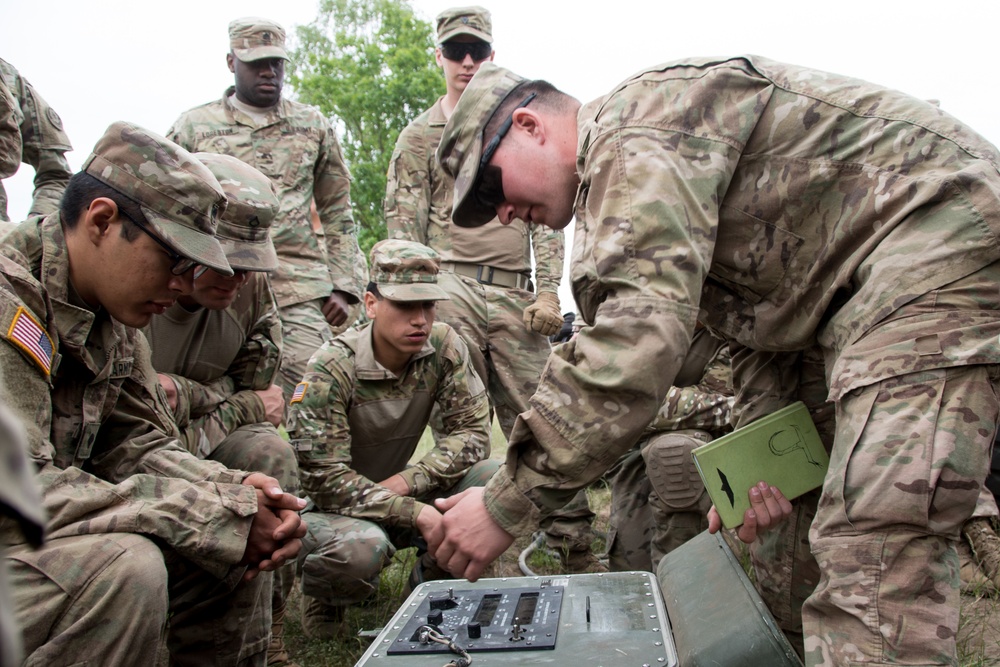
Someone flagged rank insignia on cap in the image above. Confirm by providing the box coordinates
[290,382,309,404]
[7,307,54,375]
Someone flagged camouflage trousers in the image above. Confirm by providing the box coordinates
[297,460,500,604]
[607,429,713,572]
[433,272,596,552]
[206,423,300,609]
[7,532,270,666]
[276,298,358,400]
[797,365,999,667]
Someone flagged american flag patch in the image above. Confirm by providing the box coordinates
[7,307,54,375]
[290,382,309,404]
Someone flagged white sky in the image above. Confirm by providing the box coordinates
[3,0,999,308]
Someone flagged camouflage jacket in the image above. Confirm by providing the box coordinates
[0,59,73,222]
[0,216,257,576]
[288,321,490,528]
[484,55,1000,537]
[167,89,363,308]
[0,77,20,180]
[143,272,283,455]
[386,97,564,292]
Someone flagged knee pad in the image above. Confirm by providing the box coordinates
[643,430,711,510]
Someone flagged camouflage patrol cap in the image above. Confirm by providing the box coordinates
[437,62,526,228]
[195,153,279,272]
[83,121,232,276]
[369,239,450,302]
[436,6,493,43]
[229,17,289,62]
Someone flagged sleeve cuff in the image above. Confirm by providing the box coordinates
[482,468,542,538]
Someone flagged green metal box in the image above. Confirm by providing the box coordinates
[657,531,803,667]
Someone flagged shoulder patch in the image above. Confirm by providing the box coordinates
[6,306,54,375]
[290,381,309,404]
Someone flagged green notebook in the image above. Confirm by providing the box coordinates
[692,401,829,529]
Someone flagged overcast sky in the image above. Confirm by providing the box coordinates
[3,0,998,307]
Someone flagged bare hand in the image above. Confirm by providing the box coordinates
[157,373,178,412]
[428,487,513,581]
[415,504,443,544]
[321,291,351,327]
[254,384,285,427]
[240,473,307,580]
[708,481,793,543]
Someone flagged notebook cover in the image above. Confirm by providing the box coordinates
[692,402,829,529]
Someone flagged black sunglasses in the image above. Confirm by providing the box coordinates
[474,93,537,209]
[440,41,492,63]
[122,211,200,276]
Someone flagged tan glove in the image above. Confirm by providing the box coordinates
[523,291,563,336]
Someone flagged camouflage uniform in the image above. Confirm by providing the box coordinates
[1,215,270,666]
[288,240,495,611]
[141,152,301,665]
[607,326,733,572]
[167,21,364,401]
[0,403,44,667]
[0,58,73,222]
[387,92,595,558]
[0,122,279,666]
[144,271,286,457]
[439,58,1000,666]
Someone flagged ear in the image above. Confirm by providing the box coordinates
[434,47,445,68]
[226,53,236,74]
[81,198,122,247]
[363,291,379,320]
[488,50,495,62]
[512,107,544,144]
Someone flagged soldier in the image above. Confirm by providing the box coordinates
[385,6,601,573]
[142,153,301,667]
[0,121,306,666]
[0,58,73,222]
[429,59,1000,667]
[287,239,498,638]
[167,16,365,403]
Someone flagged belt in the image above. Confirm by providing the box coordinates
[441,262,532,290]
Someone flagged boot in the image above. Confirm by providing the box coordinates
[300,595,347,640]
[559,549,609,574]
[266,601,301,667]
[962,517,1000,594]
[404,551,453,597]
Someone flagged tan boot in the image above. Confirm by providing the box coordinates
[962,517,1000,594]
[300,595,348,640]
[560,549,609,574]
[266,602,301,667]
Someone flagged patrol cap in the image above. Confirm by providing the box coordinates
[83,121,232,276]
[369,239,450,302]
[195,153,279,272]
[436,6,492,44]
[437,62,526,228]
[229,17,289,62]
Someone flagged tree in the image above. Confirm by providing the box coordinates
[290,0,444,257]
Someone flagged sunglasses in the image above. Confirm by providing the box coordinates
[122,212,200,276]
[474,92,537,209]
[440,41,492,63]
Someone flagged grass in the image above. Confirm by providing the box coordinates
[280,420,1000,667]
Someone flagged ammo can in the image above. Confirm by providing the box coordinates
[657,530,803,667]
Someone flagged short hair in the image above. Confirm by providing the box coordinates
[60,172,145,241]
[483,80,573,140]
[366,282,382,299]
